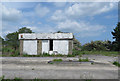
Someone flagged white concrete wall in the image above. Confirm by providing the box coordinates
[22,39,69,55]
[23,40,37,55]
[53,40,69,55]
[42,40,49,54]
[19,33,73,40]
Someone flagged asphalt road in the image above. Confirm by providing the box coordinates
[0,56,119,79]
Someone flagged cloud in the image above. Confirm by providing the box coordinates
[105,15,118,19]
[27,26,56,33]
[2,2,36,9]
[57,20,105,32]
[51,2,116,21]
[53,2,66,7]
[65,3,115,17]
[50,2,116,37]
[35,4,50,17]
[51,10,66,21]
[21,19,35,26]
[2,4,22,22]
[56,20,105,37]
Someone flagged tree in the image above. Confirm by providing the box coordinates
[5,27,33,50]
[111,22,120,51]
[73,36,81,50]
[5,32,19,50]
[57,31,63,33]
[82,40,112,51]
[18,27,32,33]
[0,36,4,51]
[0,36,4,43]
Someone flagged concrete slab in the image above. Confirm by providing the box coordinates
[1,56,119,79]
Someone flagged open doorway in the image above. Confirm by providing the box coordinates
[49,40,53,51]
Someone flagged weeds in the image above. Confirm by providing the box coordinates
[0,75,5,81]
[91,62,94,65]
[49,62,53,64]
[67,54,75,57]
[113,61,120,67]
[0,75,23,81]
[32,68,35,70]
[1,47,119,57]
[53,59,62,62]
[79,57,89,62]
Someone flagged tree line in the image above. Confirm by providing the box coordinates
[0,22,120,56]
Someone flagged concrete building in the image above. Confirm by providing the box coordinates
[19,33,73,55]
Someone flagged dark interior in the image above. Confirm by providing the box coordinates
[50,40,53,51]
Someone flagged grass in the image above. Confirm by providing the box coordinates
[53,59,63,62]
[79,57,89,62]
[67,54,76,57]
[0,75,5,81]
[78,51,119,56]
[113,61,120,67]
[0,75,92,81]
[1,47,119,57]
[0,75,23,81]
[49,62,54,64]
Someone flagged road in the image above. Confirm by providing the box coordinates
[0,56,119,79]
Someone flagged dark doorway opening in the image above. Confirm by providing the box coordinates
[50,40,53,51]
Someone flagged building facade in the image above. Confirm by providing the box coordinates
[19,33,73,55]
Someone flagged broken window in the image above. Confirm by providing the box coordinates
[50,40,53,51]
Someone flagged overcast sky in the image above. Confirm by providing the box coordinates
[1,2,118,44]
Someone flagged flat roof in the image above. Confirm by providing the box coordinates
[19,33,73,40]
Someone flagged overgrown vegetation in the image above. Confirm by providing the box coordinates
[113,61,120,67]
[1,27,33,57]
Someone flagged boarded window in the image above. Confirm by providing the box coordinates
[50,40,53,51]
